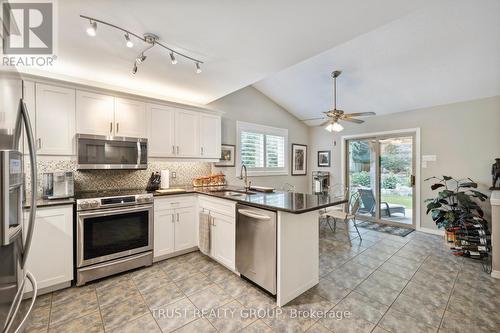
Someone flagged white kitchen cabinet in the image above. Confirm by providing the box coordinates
[199,114,221,158]
[174,109,200,157]
[153,196,197,260]
[174,207,197,252]
[24,205,73,292]
[198,196,236,270]
[154,208,175,258]
[147,104,176,157]
[35,83,75,155]
[211,211,236,270]
[0,78,22,131]
[114,98,147,138]
[76,90,114,136]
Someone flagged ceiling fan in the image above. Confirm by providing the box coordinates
[302,70,376,132]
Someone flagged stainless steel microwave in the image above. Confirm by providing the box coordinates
[76,134,147,170]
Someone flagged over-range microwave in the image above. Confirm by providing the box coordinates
[76,134,147,170]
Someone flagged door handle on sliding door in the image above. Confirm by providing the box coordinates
[410,175,416,186]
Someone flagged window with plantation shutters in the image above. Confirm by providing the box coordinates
[237,121,289,176]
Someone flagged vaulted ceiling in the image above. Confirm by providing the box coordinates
[12,0,500,121]
[15,0,432,106]
[254,0,500,123]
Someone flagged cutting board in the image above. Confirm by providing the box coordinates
[249,186,275,193]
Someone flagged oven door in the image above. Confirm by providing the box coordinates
[77,204,153,267]
[76,134,147,170]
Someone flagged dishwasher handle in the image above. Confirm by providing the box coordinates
[238,209,271,220]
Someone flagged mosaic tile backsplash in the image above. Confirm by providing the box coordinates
[26,159,212,197]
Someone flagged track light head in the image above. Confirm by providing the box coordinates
[125,33,134,48]
[195,62,202,74]
[136,54,146,64]
[170,52,177,65]
[132,63,138,75]
[86,20,97,36]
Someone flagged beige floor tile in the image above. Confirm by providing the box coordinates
[99,293,149,331]
[48,311,103,333]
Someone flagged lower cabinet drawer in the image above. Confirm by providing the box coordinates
[154,195,195,210]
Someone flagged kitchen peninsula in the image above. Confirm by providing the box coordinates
[155,186,346,306]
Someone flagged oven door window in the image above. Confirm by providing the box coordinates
[83,211,149,260]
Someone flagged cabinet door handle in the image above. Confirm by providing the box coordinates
[37,138,41,149]
[172,145,175,154]
[176,146,179,154]
[109,122,113,134]
[176,212,179,222]
[116,122,119,134]
[201,147,204,155]
[171,214,174,223]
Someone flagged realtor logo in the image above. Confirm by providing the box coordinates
[2,2,53,54]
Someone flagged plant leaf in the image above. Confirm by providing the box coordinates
[431,183,445,190]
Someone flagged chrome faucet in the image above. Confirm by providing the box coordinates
[239,164,251,191]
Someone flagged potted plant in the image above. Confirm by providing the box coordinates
[425,176,488,232]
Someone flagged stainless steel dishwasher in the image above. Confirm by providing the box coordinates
[236,203,277,295]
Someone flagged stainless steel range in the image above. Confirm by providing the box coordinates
[75,190,154,286]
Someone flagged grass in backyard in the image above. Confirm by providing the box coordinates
[381,194,412,208]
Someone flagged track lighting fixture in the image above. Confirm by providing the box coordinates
[86,20,97,36]
[124,33,133,48]
[169,52,177,65]
[80,14,205,75]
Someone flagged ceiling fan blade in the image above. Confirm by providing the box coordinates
[301,117,326,121]
[343,112,376,117]
[341,117,364,124]
[319,119,331,127]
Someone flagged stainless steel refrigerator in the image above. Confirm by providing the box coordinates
[0,72,38,332]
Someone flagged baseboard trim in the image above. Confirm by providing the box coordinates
[491,270,500,279]
[416,226,444,236]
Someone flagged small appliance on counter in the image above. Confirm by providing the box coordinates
[312,171,330,194]
[146,172,161,191]
[42,172,74,199]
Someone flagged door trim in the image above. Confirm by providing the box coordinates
[341,128,421,231]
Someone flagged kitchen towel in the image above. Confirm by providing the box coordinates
[198,211,211,255]
[160,169,170,189]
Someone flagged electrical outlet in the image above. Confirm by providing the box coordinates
[171,171,176,179]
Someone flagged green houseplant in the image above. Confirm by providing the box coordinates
[425,176,488,229]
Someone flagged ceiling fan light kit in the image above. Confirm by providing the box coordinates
[81,15,204,75]
[301,70,376,132]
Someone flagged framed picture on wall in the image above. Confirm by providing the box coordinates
[317,150,331,167]
[291,144,307,176]
[215,144,236,167]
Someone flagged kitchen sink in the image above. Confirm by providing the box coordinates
[212,190,257,197]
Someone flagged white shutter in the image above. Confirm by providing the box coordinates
[266,134,285,168]
[240,131,264,168]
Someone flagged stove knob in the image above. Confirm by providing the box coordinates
[80,201,90,209]
[90,201,99,208]
[137,197,145,203]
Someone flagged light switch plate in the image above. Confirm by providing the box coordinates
[171,171,176,178]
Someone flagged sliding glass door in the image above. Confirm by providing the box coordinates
[346,133,415,227]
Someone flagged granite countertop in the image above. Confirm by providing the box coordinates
[154,185,346,214]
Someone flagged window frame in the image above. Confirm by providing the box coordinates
[236,121,289,176]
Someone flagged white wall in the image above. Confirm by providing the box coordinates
[208,86,310,192]
[308,95,500,230]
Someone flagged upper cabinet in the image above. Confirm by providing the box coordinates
[76,91,114,136]
[76,92,146,138]
[114,98,147,138]
[35,83,75,155]
[200,114,221,158]
[175,109,200,157]
[148,104,175,157]
[148,105,221,159]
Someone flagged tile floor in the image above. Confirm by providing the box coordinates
[20,221,500,333]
